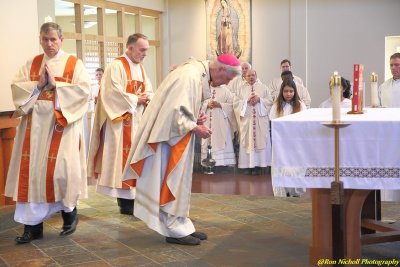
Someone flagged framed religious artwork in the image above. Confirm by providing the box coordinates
[206,0,251,63]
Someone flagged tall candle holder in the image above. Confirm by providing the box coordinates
[370,72,379,108]
[330,72,342,123]
[322,72,351,262]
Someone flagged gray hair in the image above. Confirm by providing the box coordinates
[214,60,241,76]
[126,33,148,47]
[242,62,252,69]
[40,22,63,38]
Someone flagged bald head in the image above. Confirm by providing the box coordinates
[241,62,252,77]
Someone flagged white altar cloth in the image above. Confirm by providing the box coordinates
[271,108,400,189]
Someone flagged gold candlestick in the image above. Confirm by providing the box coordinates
[321,120,351,262]
[330,72,342,123]
[370,72,378,82]
[370,72,379,108]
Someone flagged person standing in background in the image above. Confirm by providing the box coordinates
[227,62,251,95]
[234,69,273,175]
[378,52,400,202]
[84,67,104,154]
[200,84,236,169]
[267,59,311,108]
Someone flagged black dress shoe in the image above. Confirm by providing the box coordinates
[15,223,43,244]
[117,198,134,215]
[15,231,43,244]
[190,231,208,240]
[119,208,133,215]
[165,235,200,246]
[60,208,78,236]
[60,216,78,236]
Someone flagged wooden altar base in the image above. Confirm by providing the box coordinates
[0,112,18,206]
[309,189,400,266]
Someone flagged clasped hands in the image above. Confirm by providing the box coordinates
[247,95,260,106]
[37,64,56,91]
[193,112,212,139]
[137,92,150,106]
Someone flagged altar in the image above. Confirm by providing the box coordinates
[271,108,400,266]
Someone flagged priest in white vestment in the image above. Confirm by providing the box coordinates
[84,67,103,155]
[122,54,241,246]
[267,59,311,108]
[233,69,273,174]
[378,52,400,202]
[88,34,153,215]
[227,62,251,95]
[5,22,90,243]
[200,85,236,167]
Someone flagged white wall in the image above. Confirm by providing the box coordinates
[163,0,206,75]
[163,0,400,107]
[0,1,40,112]
[252,0,291,82]
[307,0,400,107]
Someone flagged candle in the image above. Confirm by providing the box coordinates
[330,72,341,122]
[370,72,378,107]
[44,16,53,23]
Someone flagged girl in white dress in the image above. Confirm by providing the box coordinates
[270,78,306,197]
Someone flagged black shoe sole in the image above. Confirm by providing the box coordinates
[119,209,133,215]
[15,234,43,244]
[165,236,200,246]
[60,217,79,236]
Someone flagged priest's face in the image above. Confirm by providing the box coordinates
[281,62,291,72]
[390,57,400,80]
[95,70,103,83]
[127,38,149,64]
[241,63,251,77]
[245,70,257,85]
[40,30,63,58]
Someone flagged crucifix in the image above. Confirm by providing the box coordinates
[30,72,39,81]
[123,145,131,154]
[48,153,57,163]
[21,151,30,161]
[64,74,72,83]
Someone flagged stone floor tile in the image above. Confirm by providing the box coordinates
[52,252,100,266]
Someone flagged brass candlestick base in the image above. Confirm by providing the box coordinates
[321,121,351,129]
[347,110,365,114]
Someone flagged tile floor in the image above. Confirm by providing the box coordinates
[1,178,400,266]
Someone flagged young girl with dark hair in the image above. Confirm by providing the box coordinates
[269,78,306,197]
[269,78,306,119]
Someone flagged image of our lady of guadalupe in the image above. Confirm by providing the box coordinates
[216,0,242,58]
